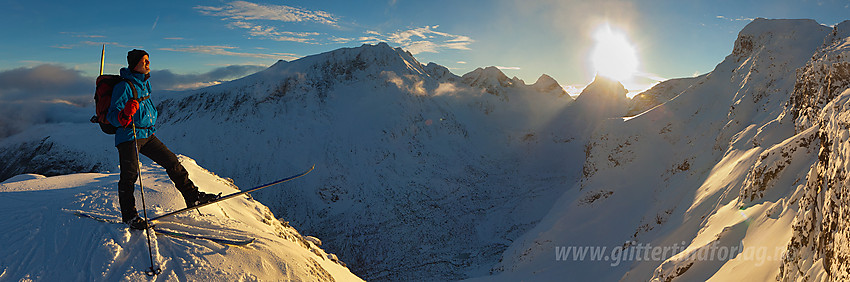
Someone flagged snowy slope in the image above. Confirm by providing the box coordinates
[0,155,361,281]
[481,18,850,281]
[625,76,699,116]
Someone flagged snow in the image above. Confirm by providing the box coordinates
[0,156,361,281]
[0,174,46,184]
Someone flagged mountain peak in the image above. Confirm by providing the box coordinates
[461,66,516,95]
[532,74,569,97]
[577,75,627,99]
[263,42,428,79]
[825,20,850,45]
[423,62,458,81]
[573,74,629,117]
[466,66,509,80]
[732,18,830,59]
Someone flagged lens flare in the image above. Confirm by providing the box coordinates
[590,24,639,83]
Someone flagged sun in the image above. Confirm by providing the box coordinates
[590,24,639,83]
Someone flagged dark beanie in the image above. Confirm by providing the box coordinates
[127,49,149,69]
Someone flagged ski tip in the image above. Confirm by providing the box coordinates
[296,164,315,176]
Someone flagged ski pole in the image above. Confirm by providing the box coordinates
[133,119,160,276]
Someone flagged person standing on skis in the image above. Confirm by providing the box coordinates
[108,49,219,230]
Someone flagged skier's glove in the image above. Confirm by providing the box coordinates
[118,99,139,127]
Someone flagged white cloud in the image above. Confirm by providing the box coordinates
[0,65,90,103]
[196,1,338,44]
[433,82,459,96]
[446,35,472,43]
[227,21,320,43]
[359,36,382,44]
[0,63,268,139]
[366,26,474,54]
[194,1,473,53]
[81,41,124,47]
[442,42,472,51]
[716,15,754,22]
[51,33,129,50]
[404,41,439,54]
[195,1,338,26]
[159,45,300,61]
[59,32,105,38]
[496,66,521,70]
[0,64,93,139]
[382,71,426,96]
[330,37,355,44]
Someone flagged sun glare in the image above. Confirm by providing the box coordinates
[590,24,639,83]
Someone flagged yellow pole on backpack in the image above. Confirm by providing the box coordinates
[99,45,105,76]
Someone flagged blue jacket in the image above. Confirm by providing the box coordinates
[107,68,157,146]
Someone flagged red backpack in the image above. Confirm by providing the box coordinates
[90,75,138,134]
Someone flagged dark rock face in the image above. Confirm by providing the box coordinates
[0,137,108,182]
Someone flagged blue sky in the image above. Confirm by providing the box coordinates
[1,0,849,101]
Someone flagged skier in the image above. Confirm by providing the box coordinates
[108,49,219,230]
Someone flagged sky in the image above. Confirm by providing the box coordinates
[0,0,849,138]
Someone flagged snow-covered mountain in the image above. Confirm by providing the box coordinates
[148,43,579,281]
[460,66,571,99]
[532,74,571,98]
[5,17,850,281]
[0,155,361,281]
[485,18,850,281]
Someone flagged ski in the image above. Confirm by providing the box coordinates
[68,209,124,224]
[147,165,315,223]
[68,166,313,247]
[69,210,253,246]
[153,228,254,246]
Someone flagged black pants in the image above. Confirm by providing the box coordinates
[117,135,198,222]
